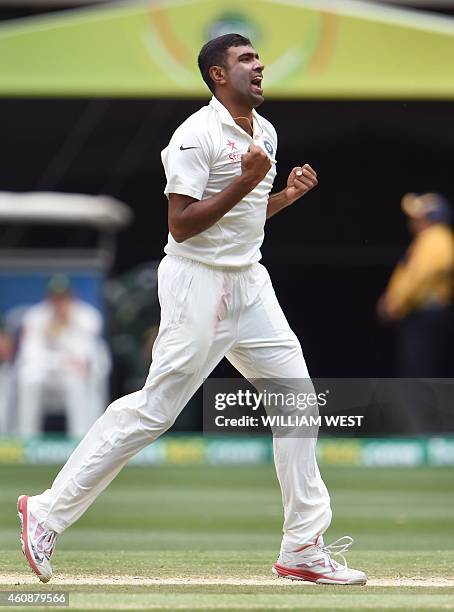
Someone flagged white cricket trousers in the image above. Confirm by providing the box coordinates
[29,255,332,552]
[16,366,90,438]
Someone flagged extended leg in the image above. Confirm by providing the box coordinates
[227,264,366,584]
[226,264,331,551]
[28,256,233,534]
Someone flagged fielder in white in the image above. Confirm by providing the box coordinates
[15,276,106,438]
[18,34,366,585]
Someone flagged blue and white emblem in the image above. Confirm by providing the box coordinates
[263,140,274,156]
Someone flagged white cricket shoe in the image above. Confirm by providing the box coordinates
[17,495,57,583]
[272,535,367,585]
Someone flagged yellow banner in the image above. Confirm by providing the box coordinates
[0,0,453,98]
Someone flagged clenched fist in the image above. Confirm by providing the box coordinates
[240,144,272,189]
[285,164,318,204]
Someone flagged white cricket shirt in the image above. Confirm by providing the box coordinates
[161,96,277,267]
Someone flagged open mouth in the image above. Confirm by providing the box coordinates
[251,75,263,95]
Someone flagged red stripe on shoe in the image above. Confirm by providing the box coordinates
[293,533,322,553]
[293,543,312,553]
[18,496,43,579]
[273,563,347,584]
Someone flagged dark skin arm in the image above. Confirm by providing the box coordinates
[168,145,271,243]
[169,151,318,242]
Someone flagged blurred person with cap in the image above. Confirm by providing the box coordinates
[377,193,454,376]
[15,274,106,437]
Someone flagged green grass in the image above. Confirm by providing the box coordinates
[0,464,453,610]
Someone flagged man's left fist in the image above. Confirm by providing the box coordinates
[285,163,318,204]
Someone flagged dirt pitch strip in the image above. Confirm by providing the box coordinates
[2,574,454,588]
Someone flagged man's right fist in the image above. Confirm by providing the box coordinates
[240,144,272,188]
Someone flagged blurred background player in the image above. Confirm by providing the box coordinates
[377,193,454,377]
[15,274,109,437]
[0,316,13,433]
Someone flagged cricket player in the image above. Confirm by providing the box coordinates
[18,34,366,586]
[16,275,106,438]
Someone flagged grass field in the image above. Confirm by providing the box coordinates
[1,463,453,610]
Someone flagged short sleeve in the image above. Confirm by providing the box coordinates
[161,123,211,201]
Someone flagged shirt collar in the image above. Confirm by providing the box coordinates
[209,96,263,138]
